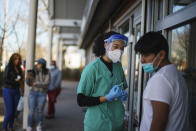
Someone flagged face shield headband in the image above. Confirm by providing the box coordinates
[104,34,128,47]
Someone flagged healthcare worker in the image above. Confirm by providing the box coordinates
[77,31,128,131]
[135,32,189,131]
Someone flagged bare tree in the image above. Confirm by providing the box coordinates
[0,0,24,64]
[0,0,8,66]
[0,0,51,65]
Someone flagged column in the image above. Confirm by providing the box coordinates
[23,0,38,129]
[48,26,53,67]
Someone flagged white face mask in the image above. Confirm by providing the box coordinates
[107,49,122,63]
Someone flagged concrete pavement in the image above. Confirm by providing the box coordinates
[0,81,85,131]
[44,81,85,131]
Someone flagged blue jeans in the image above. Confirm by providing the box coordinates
[28,90,46,127]
[3,87,20,129]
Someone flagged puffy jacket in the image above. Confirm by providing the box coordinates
[26,68,50,92]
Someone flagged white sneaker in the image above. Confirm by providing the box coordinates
[36,124,42,131]
[26,127,32,131]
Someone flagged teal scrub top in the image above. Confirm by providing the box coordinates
[77,58,128,131]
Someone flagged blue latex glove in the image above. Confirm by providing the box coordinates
[106,85,122,101]
[118,91,128,102]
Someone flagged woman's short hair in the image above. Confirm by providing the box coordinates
[93,31,119,57]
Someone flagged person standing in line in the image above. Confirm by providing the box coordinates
[45,60,62,119]
[26,58,50,131]
[2,53,23,131]
[77,31,128,131]
[135,32,189,131]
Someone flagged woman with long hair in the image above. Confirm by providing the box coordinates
[2,53,23,131]
[26,58,50,131]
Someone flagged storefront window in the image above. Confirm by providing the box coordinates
[133,53,140,113]
[133,24,141,126]
[120,20,130,112]
[121,20,130,80]
[170,25,190,71]
[121,32,129,79]
[169,0,196,14]
[158,0,163,20]
[169,20,196,131]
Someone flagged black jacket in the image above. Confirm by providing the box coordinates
[4,65,22,88]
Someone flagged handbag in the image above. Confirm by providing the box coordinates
[17,96,24,111]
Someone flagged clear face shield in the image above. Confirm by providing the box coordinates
[106,43,123,63]
[104,34,128,63]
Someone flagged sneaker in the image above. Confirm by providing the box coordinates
[45,114,55,119]
[36,124,42,131]
[26,127,32,131]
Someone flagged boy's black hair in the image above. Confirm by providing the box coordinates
[135,32,169,58]
[93,31,119,57]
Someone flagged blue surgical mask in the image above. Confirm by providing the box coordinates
[142,54,161,74]
[50,65,55,70]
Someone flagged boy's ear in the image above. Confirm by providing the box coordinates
[159,50,166,60]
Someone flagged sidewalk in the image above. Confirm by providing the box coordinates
[0,81,85,131]
[44,81,85,131]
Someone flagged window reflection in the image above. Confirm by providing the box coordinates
[169,0,196,14]
[170,20,196,131]
[120,20,130,111]
[133,54,140,113]
[121,21,130,80]
[158,0,163,20]
[122,32,129,79]
[171,25,189,71]
[133,23,141,114]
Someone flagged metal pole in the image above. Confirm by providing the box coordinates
[48,26,53,67]
[23,0,38,129]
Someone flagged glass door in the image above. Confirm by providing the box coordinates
[168,20,196,131]
[120,20,131,111]
[128,6,142,131]
[132,23,142,131]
